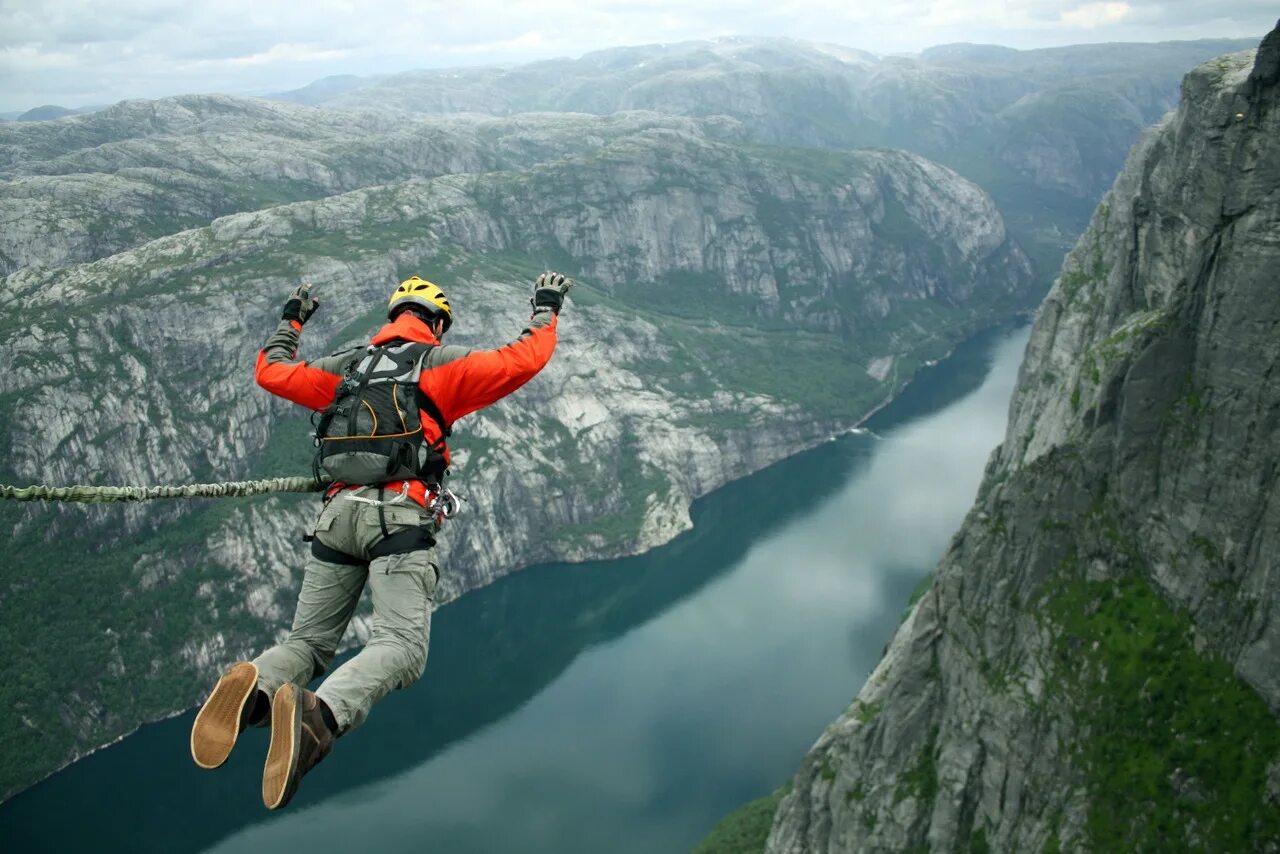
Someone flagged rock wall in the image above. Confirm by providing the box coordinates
[769,27,1280,853]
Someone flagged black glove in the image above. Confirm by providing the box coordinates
[531,272,573,315]
[282,283,320,325]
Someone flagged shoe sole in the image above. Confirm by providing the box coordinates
[262,683,302,810]
[190,661,258,770]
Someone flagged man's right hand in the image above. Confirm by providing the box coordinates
[532,272,573,315]
[282,283,320,325]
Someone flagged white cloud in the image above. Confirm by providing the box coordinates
[0,45,80,71]
[0,0,1272,111]
[186,42,354,69]
[422,31,553,57]
[1060,1,1131,28]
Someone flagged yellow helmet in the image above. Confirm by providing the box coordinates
[388,276,452,332]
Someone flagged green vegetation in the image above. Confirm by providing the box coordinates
[0,489,307,800]
[1056,267,1096,304]
[548,429,669,550]
[693,784,791,854]
[1096,308,1171,364]
[744,143,872,186]
[900,571,935,624]
[1047,570,1280,849]
[873,191,931,246]
[854,699,883,724]
[894,726,940,807]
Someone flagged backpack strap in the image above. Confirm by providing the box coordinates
[415,388,451,439]
[311,345,372,439]
[410,344,452,439]
[346,345,385,437]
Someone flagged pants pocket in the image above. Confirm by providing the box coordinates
[427,561,440,599]
[379,550,438,600]
[312,500,338,535]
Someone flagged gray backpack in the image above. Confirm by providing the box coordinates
[313,341,449,485]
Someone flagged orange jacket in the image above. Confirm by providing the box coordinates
[255,309,559,505]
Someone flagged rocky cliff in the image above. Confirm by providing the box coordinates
[768,26,1280,852]
[0,106,1033,799]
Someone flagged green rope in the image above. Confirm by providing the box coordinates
[0,476,325,504]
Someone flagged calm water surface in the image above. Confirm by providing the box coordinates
[1,324,1030,853]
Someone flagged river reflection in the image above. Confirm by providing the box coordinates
[0,324,1029,854]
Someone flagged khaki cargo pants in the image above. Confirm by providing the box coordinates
[253,486,439,733]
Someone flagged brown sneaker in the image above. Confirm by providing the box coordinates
[262,683,335,810]
[190,661,265,769]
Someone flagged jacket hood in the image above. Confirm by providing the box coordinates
[369,313,441,346]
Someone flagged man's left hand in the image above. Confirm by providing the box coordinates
[531,272,573,315]
[282,283,320,325]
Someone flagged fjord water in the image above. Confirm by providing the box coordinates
[1,324,1029,854]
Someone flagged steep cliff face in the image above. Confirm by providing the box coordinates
[769,28,1280,853]
[0,116,1033,799]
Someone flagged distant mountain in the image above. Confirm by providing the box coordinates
[0,95,730,274]
[11,104,101,122]
[919,43,1021,64]
[268,74,381,106]
[271,37,1257,196]
[268,36,1258,286]
[16,105,76,121]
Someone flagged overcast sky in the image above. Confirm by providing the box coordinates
[0,0,1274,113]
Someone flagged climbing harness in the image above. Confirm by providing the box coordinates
[341,481,412,506]
[303,480,457,568]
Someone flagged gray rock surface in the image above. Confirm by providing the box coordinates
[768,28,1280,852]
[0,100,736,273]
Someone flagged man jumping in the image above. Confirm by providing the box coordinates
[189,271,571,809]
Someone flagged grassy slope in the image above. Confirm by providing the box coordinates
[694,786,791,854]
[1039,498,1280,850]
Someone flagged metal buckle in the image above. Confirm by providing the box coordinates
[428,485,463,520]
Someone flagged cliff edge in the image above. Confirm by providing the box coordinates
[768,23,1280,852]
